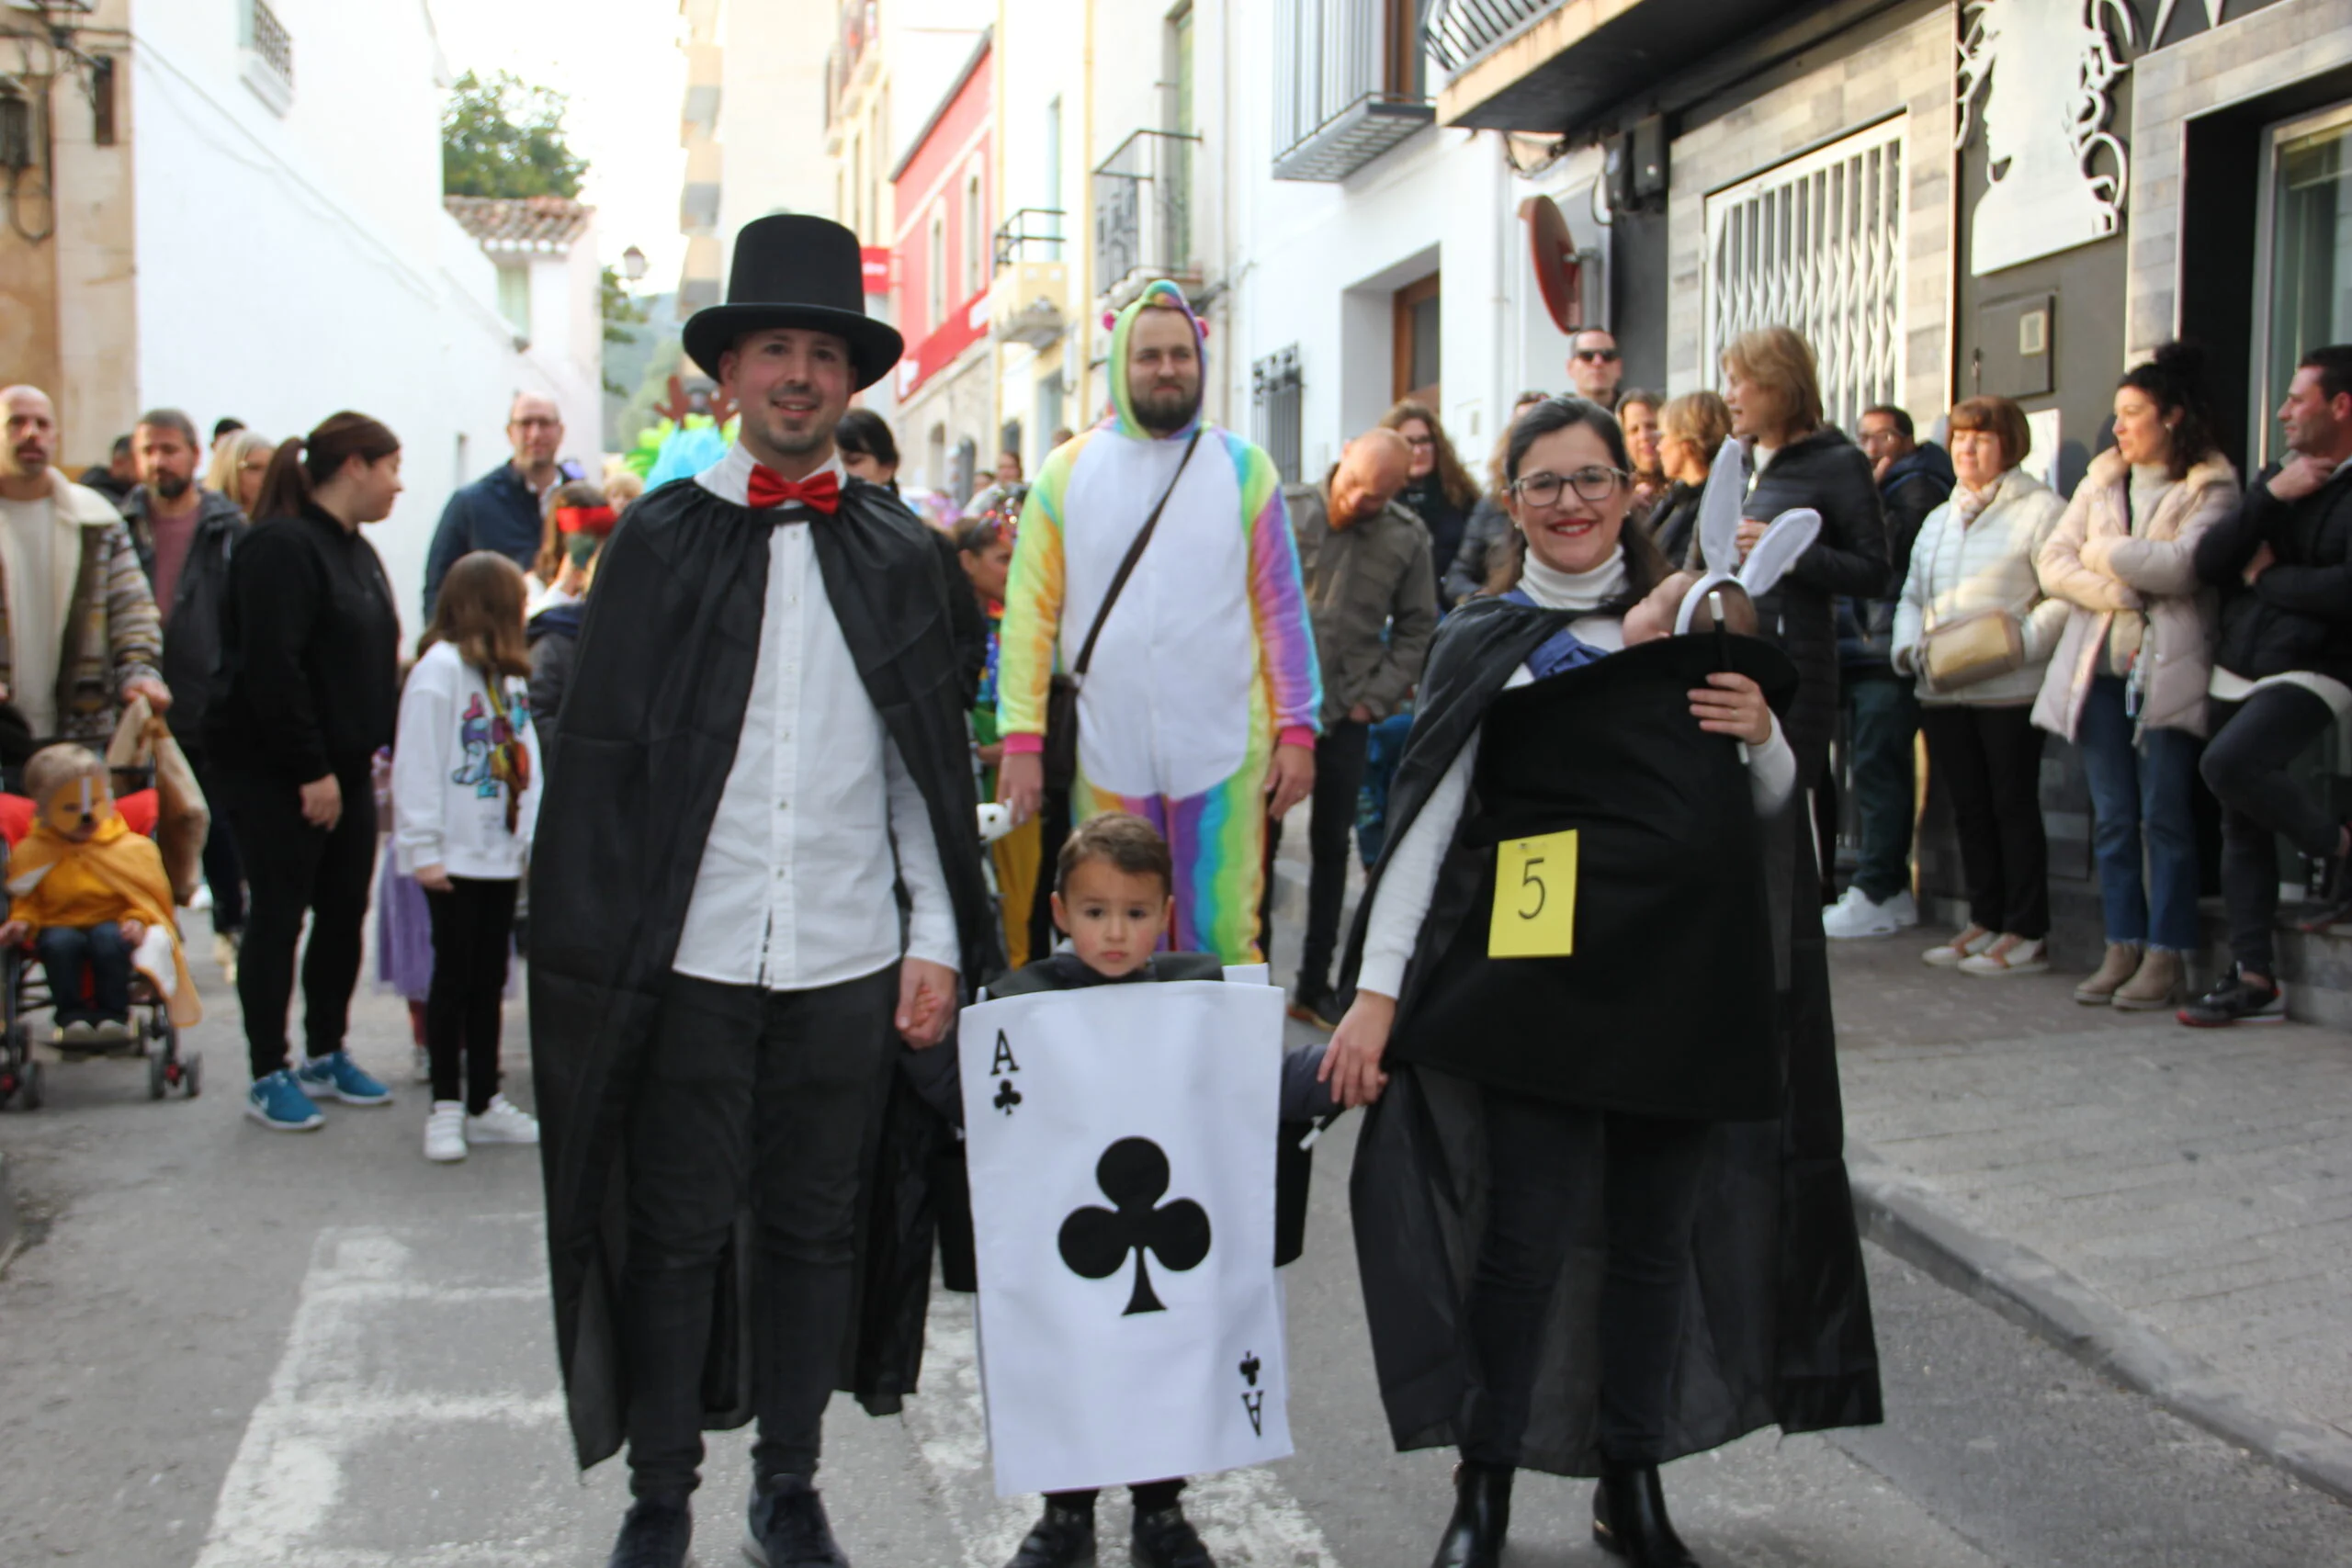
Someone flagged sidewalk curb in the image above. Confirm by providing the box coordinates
[0,1150,19,1276]
[1848,1140,2352,1507]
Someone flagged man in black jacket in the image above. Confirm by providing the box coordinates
[1826,406,1952,939]
[123,408,247,964]
[2184,345,2352,1026]
[421,391,565,617]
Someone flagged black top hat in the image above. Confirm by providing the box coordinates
[682,215,904,391]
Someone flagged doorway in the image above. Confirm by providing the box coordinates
[1393,272,1441,406]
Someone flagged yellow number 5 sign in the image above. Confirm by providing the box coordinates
[1488,829,1578,958]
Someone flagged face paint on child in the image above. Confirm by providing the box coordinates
[1050,860,1174,978]
[40,774,116,842]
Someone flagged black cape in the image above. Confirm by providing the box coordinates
[1339,596,1883,1476]
[528,471,1003,1471]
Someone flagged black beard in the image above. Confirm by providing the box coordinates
[154,472,191,502]
[1134,381,1202,436]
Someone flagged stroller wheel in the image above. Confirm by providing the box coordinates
[21,1061,43,1111]
[148,1050,167,1100]
[183,1051,202,1099]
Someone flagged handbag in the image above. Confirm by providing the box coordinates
[1921,605,2027,693]
[1042,429,1203,789]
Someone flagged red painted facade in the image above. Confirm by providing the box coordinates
[891,43,991,399]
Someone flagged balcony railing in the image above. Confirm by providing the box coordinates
[993,207,1067,269]
[1092,129,1201,303]
[1272,0,1435,182]
[1422,0,1555,73]
[826,0,878,128]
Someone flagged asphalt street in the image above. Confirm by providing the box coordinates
[1,932,2347,1566]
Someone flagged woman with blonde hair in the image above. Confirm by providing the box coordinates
[205,428,276,514]
[1646,391,1734,567]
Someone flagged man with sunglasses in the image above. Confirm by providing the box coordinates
[1567,328,1624,412]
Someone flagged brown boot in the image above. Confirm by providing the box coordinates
[2074,942,2142,1005]
[2113,947,2183,1011]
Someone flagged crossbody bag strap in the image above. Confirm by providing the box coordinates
[1069,427,1204,680]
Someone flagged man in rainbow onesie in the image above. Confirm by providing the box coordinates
[996,282,1321,964]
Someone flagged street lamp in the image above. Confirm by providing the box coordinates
[621,244,648,283]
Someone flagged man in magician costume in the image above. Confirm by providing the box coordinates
[528,214,1002,1568]
[1317,397,1883,1568]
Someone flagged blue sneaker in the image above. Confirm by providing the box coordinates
[295,1050,393,1106]
[246,1069,324,1132]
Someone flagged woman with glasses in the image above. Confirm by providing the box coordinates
[1321,395,1883,1568]
[205,429,277,515]
[1382,400,1481,606]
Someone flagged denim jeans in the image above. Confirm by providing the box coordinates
[2075,676,2203,953]
[1845,672,1918,904]
[35,921,130,1024]
[1355,712,1415,868]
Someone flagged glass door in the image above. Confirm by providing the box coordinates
[2254,103,2352,469]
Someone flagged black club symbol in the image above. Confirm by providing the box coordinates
[992,1079,1023,1114]
[1057,1137,1212,1315]
[1239,1351,1261,1387]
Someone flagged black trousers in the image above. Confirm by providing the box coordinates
[1295,719,1371,1000]
[1047,1479,1186,1514]
[177,739,246,936]
[424,876,517,1113]
[214,765,378,1079]
[622,965,899,1501]
[1464,1091,1713,1468]
[1919,705,2049,939]
[2202,687,2343,976]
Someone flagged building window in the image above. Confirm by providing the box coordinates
[241,0,295,114]
[965,168,986,301]
[2255,102,2352,469]
[1252,346,1304,484]
[1393,272,1440,404]
[928,212,946,333]
[1703,117,1906,440]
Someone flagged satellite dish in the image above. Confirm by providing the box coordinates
[1523,196,1584,333]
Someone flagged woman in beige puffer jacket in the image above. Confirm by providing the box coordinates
[2032,343,2240,1011]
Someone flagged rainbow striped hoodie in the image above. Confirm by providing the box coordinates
[998,281,1320,800]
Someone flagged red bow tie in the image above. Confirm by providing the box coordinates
[747,466,841,514]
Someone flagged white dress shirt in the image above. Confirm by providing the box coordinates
[672,443,959,991]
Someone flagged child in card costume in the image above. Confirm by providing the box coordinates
[977,813,1335,1568]
[1322,407,1883,1568]
[995,282,1320,964]
[2,744,198,1037]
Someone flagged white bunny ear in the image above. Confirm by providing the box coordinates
[1736,506,1821,600]
[1695,438,1748,576]
[1675,572,1739,635]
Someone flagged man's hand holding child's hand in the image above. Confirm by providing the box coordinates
[897,956,958,1049]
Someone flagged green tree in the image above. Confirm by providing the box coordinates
[442,69,589,199]
[600,265,652,397]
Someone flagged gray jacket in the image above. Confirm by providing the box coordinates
[1285,482,1438,728]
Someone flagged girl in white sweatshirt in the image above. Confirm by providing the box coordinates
[392,551,545,1163]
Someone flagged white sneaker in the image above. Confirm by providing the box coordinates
[1823,886,1905,940]
[1960,934,2049,976]
[424,1101,468,1163]
[1923,927,1996,967]
[466,1094,540,1145]
[190,884,213,912]
[1882,888,1919,928]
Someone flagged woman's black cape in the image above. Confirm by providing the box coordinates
[1338,596,1883,1476]
[527,472,1004,1471]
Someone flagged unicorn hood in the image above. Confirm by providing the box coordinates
[1104,280,1209,441]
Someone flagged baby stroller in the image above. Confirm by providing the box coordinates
[0,781,199,1110]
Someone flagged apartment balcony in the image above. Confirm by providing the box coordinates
[1272,0,1435,182]
[991,209,1070,349]
[1092,130,1202,308]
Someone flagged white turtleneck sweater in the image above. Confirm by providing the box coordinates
[1354,551,1796,1000]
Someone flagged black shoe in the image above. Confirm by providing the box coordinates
[1428,1461,1512,1568]
[606,1499,692,1568]
[1593,1462,1698,1567]
[1286,987,1344,1032]
[1005,1499,1098,1567]
[2177,969,2287,1028]
[1131,1503,1216,1568]
[743,1475,850,1567]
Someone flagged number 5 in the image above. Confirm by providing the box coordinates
[1519,856,1546,920]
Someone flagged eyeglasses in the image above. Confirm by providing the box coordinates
[1402,434,1436,448]
[1510,466,1627,507]
[1573,348,1622,365]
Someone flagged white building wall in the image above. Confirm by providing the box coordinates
[716,0,834,234]
[127,0,600,640]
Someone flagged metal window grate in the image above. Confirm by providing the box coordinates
[247,0,293,91]
[1702,118,1906,438]
[1252,347,1304,484]
[1272,0,1435,182]
[1422,0,1556,74]
[1092,129,1201,299]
